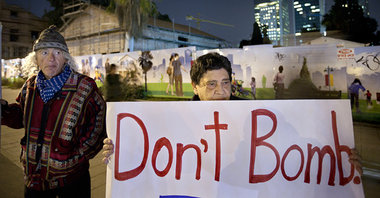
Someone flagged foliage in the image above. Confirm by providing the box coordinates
[251,22,263,45]
[261,25,271,44]
[2,78,11,86]
[103,67,145,101]
[112,0,156,38]
[121,62,145,100]
[322,0,379,44]
[138,51,152,92]
[5,78,26,89]
[122,83,145,100]
[139,51,153,73]
[240,22,271,48]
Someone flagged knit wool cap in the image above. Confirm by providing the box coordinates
[33,25,69,53]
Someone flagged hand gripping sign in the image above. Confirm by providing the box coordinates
[105,100,364,198]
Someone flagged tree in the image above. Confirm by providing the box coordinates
[251,22,263,45]
[138,51,153,93]
[261,24,271,44]
[322,0,378,44]
[239,22,271,48]
[110,0,158,51]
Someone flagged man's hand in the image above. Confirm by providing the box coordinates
[102,138,114,164]
[350,148,363,176]
[0,99,9,118]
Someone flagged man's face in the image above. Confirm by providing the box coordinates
[37,48,66,79]
[192,68,231,101]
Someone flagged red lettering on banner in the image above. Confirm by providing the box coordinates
[331,111,356,185]
[115,113,149,181]
[304,144,336,186]
[152,137,173,177]
[205,111,228,181]
[201,139,208,152]
[176,144,203,180]
[249,109,280,183]
[281,145,304,181]
[113,110,360,186]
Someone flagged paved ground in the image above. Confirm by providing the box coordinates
[1,87,379,198]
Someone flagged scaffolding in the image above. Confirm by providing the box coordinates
[60,0,89,30]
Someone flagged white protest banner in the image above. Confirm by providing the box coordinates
[105,100,364,198]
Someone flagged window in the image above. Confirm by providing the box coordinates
[178,36,188,42]
[10,10,18,17]
[31,31,39,40]
[10,29,19,42]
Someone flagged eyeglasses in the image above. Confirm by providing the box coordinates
[202,79,231,89]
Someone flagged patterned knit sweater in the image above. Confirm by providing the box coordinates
[2,71,107,190]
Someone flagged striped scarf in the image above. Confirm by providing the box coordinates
[36,64,72,103]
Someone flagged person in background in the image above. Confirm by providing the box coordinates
[101,52,362,177]
[104,58,110,74]
[105,64,123,101]
[165,54,175,95]
[273,65,285,99]
[365,90,372,107]
[348,78,366,112]
[0,25,107,198]
[172,53,187,96]
[250,77,256,100]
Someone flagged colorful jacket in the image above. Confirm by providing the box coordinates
[2,71,107,190]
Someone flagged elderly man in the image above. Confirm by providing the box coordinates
[102,52,362,176]
[1,25,107,197]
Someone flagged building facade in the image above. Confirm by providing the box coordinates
[254,0,292,46]
[358,0,369,17]
[293,0,325,34]
[60,4,230,56]
[0,0,48,59]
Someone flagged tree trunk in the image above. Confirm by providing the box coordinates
[144,72,147,93]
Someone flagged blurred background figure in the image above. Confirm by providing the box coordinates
[166,55,175,95]
[105,64,123,101]
[349,78,366,112]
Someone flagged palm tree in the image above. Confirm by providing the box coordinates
[111,0,157,51]
[138,51,153,92]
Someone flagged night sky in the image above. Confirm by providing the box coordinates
[4,0,380,47]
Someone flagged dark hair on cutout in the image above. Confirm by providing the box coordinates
[352,78,362,85]
[279,65,284,73]
[190,52,232,85]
